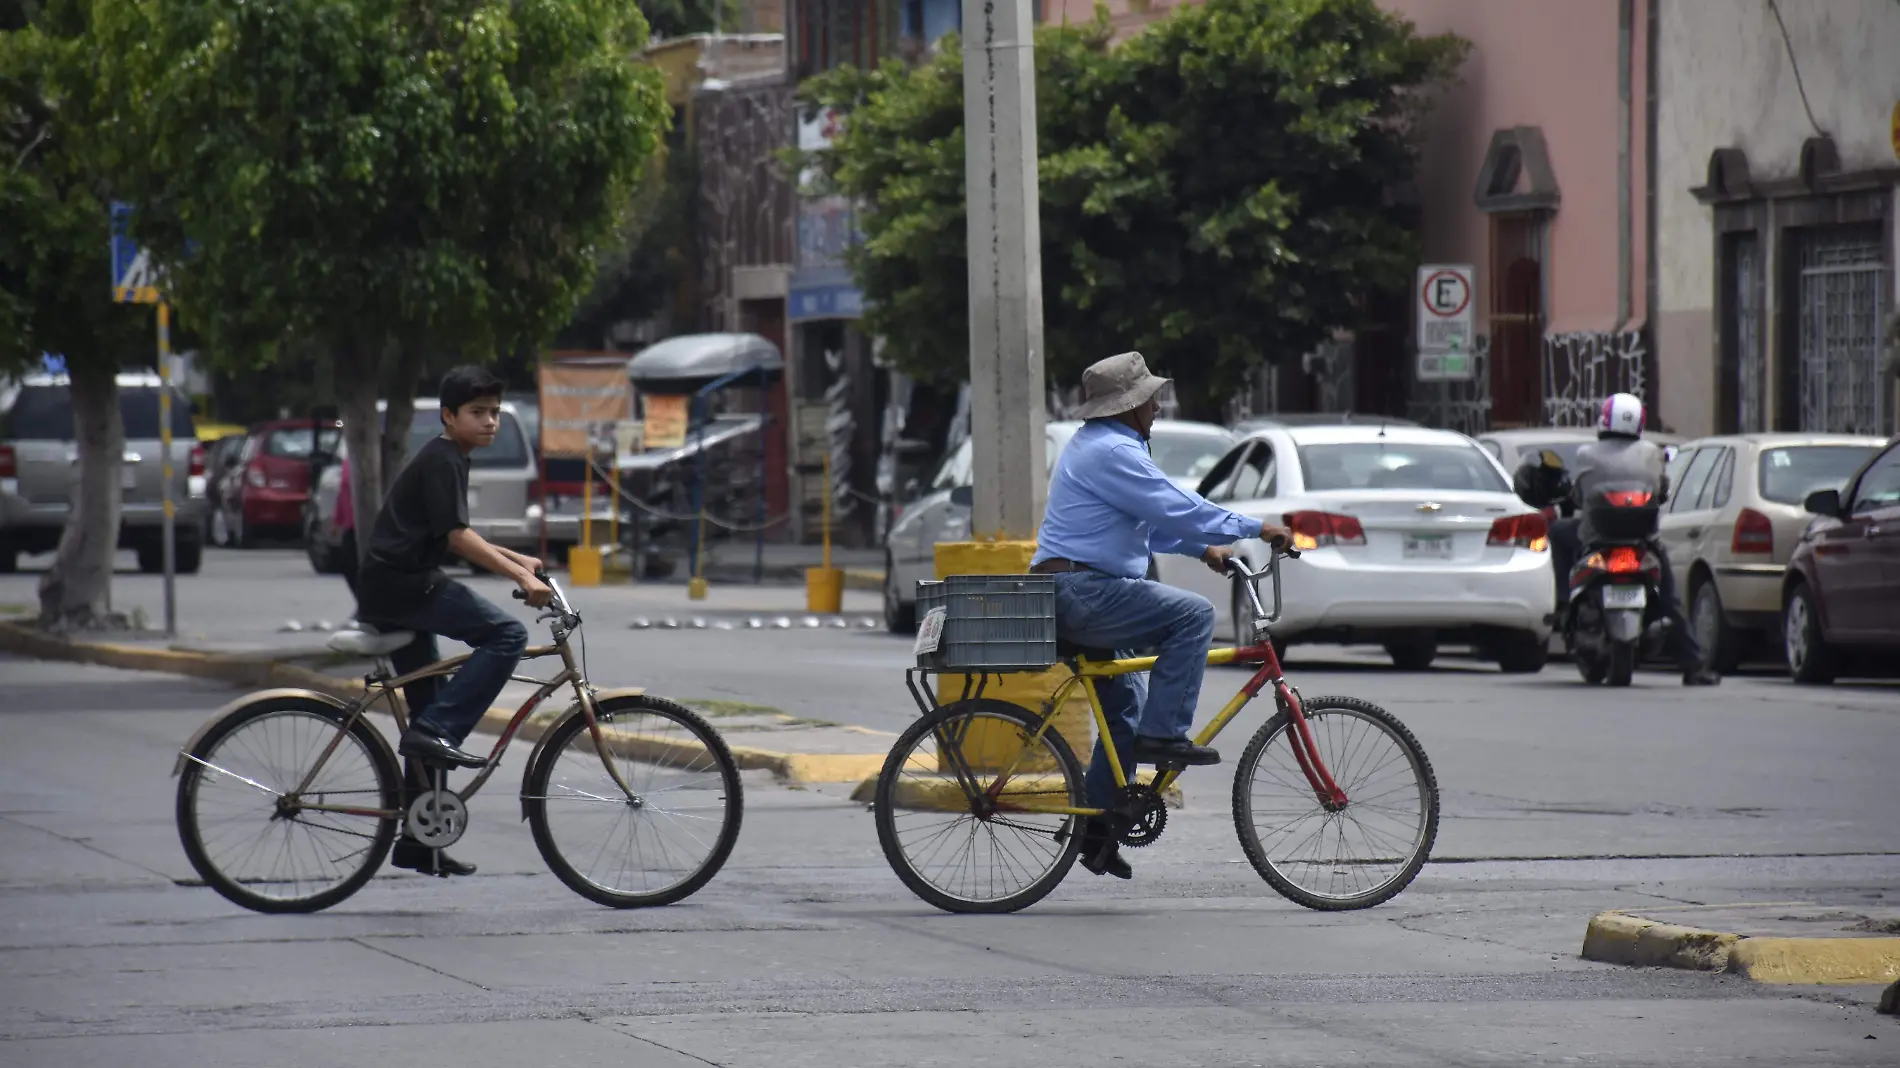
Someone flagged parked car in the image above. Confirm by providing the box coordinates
[304,398,542,575]
[1781,438,1900,684]
[882,419,1238,631]
[1655,433,1886,672]
[0,371,206,574]
[215,418,342,547]
[1156,424,1553,672]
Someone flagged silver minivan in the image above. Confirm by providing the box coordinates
[305,399,541,571]
[0,371,206,574]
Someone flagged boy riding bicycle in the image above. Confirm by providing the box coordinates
[354,366,552,877]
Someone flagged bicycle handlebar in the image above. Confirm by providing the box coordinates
[1225,546,1300,629]
[511,570,579,628]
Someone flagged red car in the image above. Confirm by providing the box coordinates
[1782,437,1900,683]
[214,418,342,547]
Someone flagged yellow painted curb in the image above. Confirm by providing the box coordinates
[1,622,891,787]
[1582,908,1900,985]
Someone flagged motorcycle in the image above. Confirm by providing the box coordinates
[1512,451,1670,687]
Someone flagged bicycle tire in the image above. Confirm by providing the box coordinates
[873,698,1085,914]
[176,696,401,914]
[524,695,743,908]
[1231,696,1438,911]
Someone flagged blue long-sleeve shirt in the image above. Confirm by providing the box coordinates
[1031,420,1265,579]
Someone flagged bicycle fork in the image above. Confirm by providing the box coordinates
[1273,683,1349,810]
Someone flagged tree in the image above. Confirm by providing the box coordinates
[91,0,671,554]
[803,0,1467,416]
[0,0,154,628]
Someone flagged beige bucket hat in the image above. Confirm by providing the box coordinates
[1070,351,1171,420]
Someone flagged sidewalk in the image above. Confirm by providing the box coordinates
[1583,902,1900,985]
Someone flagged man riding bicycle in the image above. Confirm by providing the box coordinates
[1031,352,1289,880]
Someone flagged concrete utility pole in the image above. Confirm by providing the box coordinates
[962,0,1047,540]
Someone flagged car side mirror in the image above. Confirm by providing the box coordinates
[1804,488,1841,517]
[949,485,973,508]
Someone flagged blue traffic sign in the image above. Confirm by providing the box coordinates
[110,201,161,303]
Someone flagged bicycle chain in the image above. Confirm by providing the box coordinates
[1116,784,1168,848]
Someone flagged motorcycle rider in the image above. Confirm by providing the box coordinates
[1542,393,1720,687]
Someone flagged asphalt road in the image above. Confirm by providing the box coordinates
[1,550,1897,1064]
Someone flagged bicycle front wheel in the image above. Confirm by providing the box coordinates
[874,698,1085,914]
[1232,696,1438,911]
[523,695,743,908]
[175,696,401,913]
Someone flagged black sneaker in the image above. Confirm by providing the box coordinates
[1682,667,1721,687]
[390,839,477,877]
[1131,736,1220,767]
[1075,816,1132,880]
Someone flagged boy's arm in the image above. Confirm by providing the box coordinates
[449,529,551,606]
[494,545,545,573]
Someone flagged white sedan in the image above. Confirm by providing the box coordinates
[1156,424,1555,672]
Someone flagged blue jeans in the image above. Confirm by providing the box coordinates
[379,579,528,745]
[1051,571,1216,807]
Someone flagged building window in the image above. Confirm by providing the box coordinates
[1720,231,1765,433]
[795,0,903,80]
[1793,224,1890,435]
[1487,211,1548,428]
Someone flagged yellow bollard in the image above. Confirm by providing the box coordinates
[569,465,601,586]
[805,447,843,612]
[932,540,1093,771]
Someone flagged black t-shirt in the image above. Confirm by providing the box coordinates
[356,436,470,619]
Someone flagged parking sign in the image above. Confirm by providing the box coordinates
[1416,264,1475,382]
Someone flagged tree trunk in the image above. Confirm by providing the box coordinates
[336,339,384,567]
[38,361,123,630]
[379,341,429,488]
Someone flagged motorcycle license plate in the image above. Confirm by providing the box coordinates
[1601,585,1646,609]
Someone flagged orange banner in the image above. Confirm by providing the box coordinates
[537,361,631,458]
[643,394,689,449]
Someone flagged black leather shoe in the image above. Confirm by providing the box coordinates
[1132,736,1221,767]
[390,839,477,877]
[1682,667,1722,687]
[399,728,487,769]
[1075,817,1133,880]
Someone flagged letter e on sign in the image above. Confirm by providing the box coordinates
[1416,264,1475,353]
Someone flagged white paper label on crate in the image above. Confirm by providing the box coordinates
[913,607,948,657]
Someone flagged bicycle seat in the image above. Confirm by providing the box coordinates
[327,624,415,657]
[1056,637,1116,661]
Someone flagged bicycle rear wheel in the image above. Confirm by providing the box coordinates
[523,695,742,908]
[873,699,1085,914]
[176,697,400,913]
[1232,696,1438,911]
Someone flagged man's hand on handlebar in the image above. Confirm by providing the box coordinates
[515,570,553,609]
[1200,545,1237,575]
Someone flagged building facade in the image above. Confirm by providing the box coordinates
[1655,0,1900,438]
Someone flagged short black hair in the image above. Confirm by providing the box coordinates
[439,365,505,417]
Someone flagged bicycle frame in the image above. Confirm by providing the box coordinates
[924,554,1350,820]
[179,575,642,821]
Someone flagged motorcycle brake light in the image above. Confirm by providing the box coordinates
[1603,490,1653,507]
[1606,546,1643,573]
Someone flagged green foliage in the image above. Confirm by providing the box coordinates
[802,0,1467,411]
[638,0,724,39]
[88,0,672,366]
[0,0,149,376]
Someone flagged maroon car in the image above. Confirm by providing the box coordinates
[1782,437,1900,683]
[215,418,341,547]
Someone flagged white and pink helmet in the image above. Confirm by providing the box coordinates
[1598,392,1646,438]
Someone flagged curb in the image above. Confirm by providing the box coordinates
[850,768,1187,808]
[1582,906,1900,985]
[0,621,891,785]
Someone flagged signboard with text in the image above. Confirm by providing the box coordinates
[642,394,690,450]
[1415,263,1476,382]
[537,361,631,458]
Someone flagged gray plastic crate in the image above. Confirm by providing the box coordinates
[915,574,1058,671]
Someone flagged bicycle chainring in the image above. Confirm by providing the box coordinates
[1116,784,1168,848]
[406,790,468,849]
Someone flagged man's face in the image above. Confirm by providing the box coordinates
[443,398,501,450]
[1129,396,1160,439]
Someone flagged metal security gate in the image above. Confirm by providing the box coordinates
[1797,227,1891,435]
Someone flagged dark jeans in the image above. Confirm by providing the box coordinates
[337,529,359,598]
[1050,571,1217,808]
[1551,517,1701,669]
[374,578,528,746]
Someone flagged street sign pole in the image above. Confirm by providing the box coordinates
[157,301,176,637]
[112,201,175,636]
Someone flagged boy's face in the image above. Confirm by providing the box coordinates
[443,397,501,451]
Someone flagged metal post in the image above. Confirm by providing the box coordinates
[962,0,1047,539]
[157,302,177,636]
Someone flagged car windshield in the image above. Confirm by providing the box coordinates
[1298,441,1509,493]
[1147,429,1233,481]
[263,426,342,459]
[1758,445,1881,504]
[406,409,530,469]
